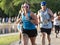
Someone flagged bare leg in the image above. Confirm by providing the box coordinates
[55,30,59,38]
[19,33,22,44]
[30,37,36,45]
[19,33,22,40]
[23,34,29,45]
[42,32,46,45]
[47,35,51,45]
[19,32,22,44]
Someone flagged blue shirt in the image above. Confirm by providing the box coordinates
[21,11,36,30]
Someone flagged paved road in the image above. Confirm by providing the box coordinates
[10,31,60,45]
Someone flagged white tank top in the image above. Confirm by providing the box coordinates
[54,13,60,25]
[38,8,52,28]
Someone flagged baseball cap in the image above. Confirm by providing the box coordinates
[41,1,46,6]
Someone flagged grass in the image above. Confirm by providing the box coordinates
[0,35,19,45]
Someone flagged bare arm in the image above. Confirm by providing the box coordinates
[48,9,54,20]
[15,10,22,24]
[30,12,38,25]
[57,16,60,20]
[37,11,41,30]
[37,11,40,24]
[15,17,21,24]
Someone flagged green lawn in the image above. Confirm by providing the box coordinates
[0,35,19,45]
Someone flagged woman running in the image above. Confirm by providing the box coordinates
[16,4,24,44]
[17,3,38,45]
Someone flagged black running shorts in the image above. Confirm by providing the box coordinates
[22,28,37,37]
[40,28,51,35]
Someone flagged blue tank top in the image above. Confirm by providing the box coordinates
[39,8,52,28]
[21,11,36,30]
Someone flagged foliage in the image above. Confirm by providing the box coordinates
[0,0,60,17]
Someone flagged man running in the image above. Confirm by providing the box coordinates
[38,1,54,45]
[54,11,60,38]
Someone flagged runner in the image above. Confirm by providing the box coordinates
[37,1,54,45]
[54,11,60,38]
[16,4,24,44]
[16,3,38,45]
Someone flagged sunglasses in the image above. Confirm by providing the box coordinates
[23,6,28,8]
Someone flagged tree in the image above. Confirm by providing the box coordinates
[0,0,22,17]
[0,0,60,17]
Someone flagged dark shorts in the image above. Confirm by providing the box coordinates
[22,28,37,37]
[40,28,51,35]
[54,25,60,33]
[54,25,60,30]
